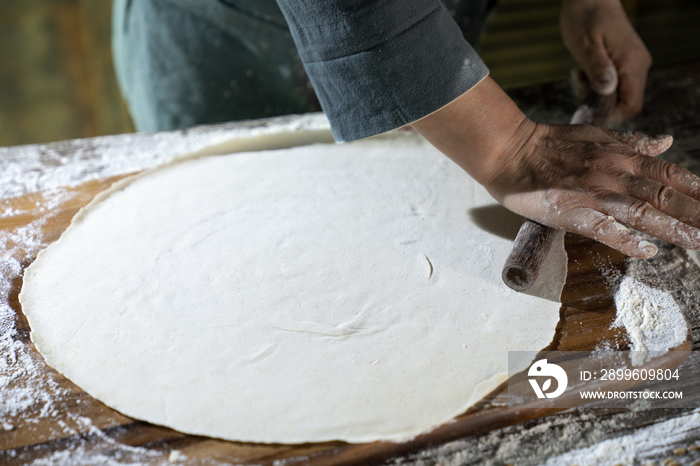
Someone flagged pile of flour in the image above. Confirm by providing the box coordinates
[612,258,688,365]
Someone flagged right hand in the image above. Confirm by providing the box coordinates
[560,0,652,122]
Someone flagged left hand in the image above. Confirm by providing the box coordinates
[410,77,700,259]
[560,0,652,122]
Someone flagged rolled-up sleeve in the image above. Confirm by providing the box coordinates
[276,0,489,142]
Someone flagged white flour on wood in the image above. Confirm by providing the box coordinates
[541,409,700,466]
[0,115,337,462]
[0,113,332,199]
[391,404,700,466]
[0,184,168,466]
[611,258,687,365]
[2,115,330,463]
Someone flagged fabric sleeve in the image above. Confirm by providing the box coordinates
[275,0,489,142]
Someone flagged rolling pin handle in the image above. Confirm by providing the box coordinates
[502,221,558,292]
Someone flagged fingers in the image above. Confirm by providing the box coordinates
[558,130,700,253]
[560,207,658,258]
[612,74,644,121]
[597,129,700,214]
[622,176,700,227]
[560,196,700,259]
[569,69,589,102]
[580,48,618,96]
[610,48,652,121]
[492,117,699,258]
[603,130,673,156]
[632,153,700,200]
[596,191,700,250]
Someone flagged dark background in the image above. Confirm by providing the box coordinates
[1,0,699,147]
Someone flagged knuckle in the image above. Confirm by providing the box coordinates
[591,187,618,207]
[634,156,680,182]
[661,160,682,182]
[633,154,650,174]
[616,172,637,191]
[612,130,639,147]
[628,43,652,68]
[654,185,675,209]
[627,199,652,223]
[589,214,613,236]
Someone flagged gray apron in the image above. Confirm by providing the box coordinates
[112,0,496,132]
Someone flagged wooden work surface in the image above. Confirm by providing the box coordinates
[2,61,700,465]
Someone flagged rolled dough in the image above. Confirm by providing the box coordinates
[20,131,566,443]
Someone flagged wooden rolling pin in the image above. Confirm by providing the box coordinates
[501,91,617,291]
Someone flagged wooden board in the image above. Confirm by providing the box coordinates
[0,154,691,466]
[2,60,700,465]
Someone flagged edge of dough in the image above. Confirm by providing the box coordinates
[19,126,565,445]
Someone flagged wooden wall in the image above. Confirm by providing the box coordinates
[480,0,700,88]
[0,0,699,147]
[0,0,133,147]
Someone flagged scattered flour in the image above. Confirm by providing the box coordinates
[612,259,688,365]
[0,113,331,199]
[16,417,165,466]
[0,114,333,464]
[685,248,700,273]
[542,409,700,466]
[0,189,169,465]
[397,404,700,466]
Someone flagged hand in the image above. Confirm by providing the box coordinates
[560,0,652,121]
[411,77,700,258]
[486,124,697,258]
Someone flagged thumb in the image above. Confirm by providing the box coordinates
[581,46,618,96]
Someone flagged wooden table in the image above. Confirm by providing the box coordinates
[2,61,700,465]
